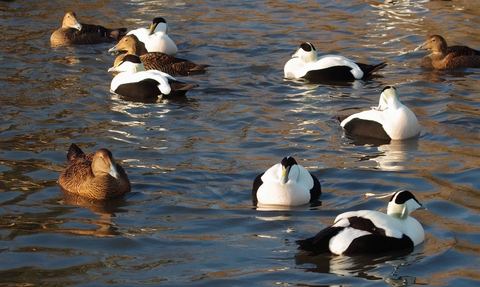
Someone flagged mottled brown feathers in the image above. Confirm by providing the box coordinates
[417,35,480,69]
[50,12,127,47]
[58,143,131,200]
[110,35,209,76]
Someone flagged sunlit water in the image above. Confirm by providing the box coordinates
[1,0,480,286]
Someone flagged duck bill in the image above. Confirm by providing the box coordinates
[149,23,157,35]
[108,45,119,54]
[280,166,290,184]
[107,66,119,73]
[109,163,120,179]
[413,43,424,51]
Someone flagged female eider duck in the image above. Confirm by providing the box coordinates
[127,17,178,55]
[58,143,131,200]
[414,35,480,69]
[339,86,419,140]
[296,190,425,255]
[284,42,387,82]
[252,156,321,206]
[50,12,127,46]
[109,35,208,76]
[108,54,198,100]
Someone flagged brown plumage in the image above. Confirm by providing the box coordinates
[50,12,127,47]
[108,34,208,76]
[58,143,131,200]
[416,35,480,69]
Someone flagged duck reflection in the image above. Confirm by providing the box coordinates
[295,244,423,286]
[360,139,420,171]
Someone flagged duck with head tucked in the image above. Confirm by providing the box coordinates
[109,34,208,76]
[338,86,420,141]
[58,143,131,200]
[108,54,198,100]
[127,17,178,55]
[50,12,127,47]
[284,42,387,82]
[296,190,425,255]
[252,156,321,207]
[415,35,480,69]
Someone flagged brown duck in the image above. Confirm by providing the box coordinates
[58,143,131,200]
[108,34,208,76]
[50,12,127,47]
[415,35,480,69]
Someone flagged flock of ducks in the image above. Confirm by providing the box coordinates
[52,11,480,256]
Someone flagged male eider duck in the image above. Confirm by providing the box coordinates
[339,86,420,140]
[296,190,425,255]
[414,35,480,69]
[108,35,208,76]
[108,54,198,100]
[127,17,178,55]
[50,12,127,47]
[252,156,321,206]
[284,42,387,82]
[58,143,131,200]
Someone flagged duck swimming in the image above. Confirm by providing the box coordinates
[58,143,131,200]
[339,86,420,141]
[108,35,208,76]
[108,54,198,100]
[252,156,321,206]
[296,190,425,255]
[415,34,480,69]
[284,42,387,82]
[50,12,127,46]
[127,17,178,55]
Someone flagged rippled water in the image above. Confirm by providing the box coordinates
[1,0,480,286]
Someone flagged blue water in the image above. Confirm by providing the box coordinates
[1,0,480,286]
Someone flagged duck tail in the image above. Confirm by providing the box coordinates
[358,62,387,78]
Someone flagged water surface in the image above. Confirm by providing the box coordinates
[1,0,480,286]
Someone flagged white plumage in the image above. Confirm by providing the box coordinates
[127,17,178,55]
[340,86,420,140]
[252,156,321,206]
[296,190,425,255]
[284,42,386,81]
[108,54,173,95]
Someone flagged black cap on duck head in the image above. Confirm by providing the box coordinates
[300,42,316,52]
[152,17,167,24]
[281,156,298,168]
[381,86,396,93]
[123,54,142,64]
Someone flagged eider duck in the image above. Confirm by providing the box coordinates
[252,156,321,206]
[284,42,387,82]
[108,35,208,76]
[127,17,178,55]
[414,35,480,69]
[108,54,198,100]
[296,190,425,255]
[58,143,131,200]
[339,86,420,140]
[50,12,127,46]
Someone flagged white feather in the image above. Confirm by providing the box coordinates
[127,22,177,55]
[284,42,363,79]
[257,163,314,206]
[340,87,420,140]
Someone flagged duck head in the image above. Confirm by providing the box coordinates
[150,17,168,35]
[278,156,300,185]
[108,34,148,55]
[292,42,318,63]
[108,54,145,73]
[62,12,82,31]
[92,149,120,179]
[377,86,401,111]
[387,190,424,219]
[414,35,448,54]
